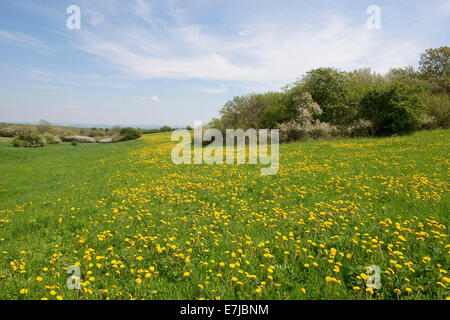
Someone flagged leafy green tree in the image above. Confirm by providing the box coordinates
[419,47,450,79]
[386,66,418,81]
[215,92,285,130]
[360,82,425,136]
[420,93,450,128]
[419,46,450,94]
[342,68,386,124]
[211,48,449,138]
[301,68,350,125]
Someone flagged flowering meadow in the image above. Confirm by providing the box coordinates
[0,130,448,300]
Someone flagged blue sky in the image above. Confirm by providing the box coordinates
[0,0,449,127]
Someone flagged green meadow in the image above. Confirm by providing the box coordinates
[0,130,448,300]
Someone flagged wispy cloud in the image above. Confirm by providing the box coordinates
[70,3,423,89]
[24,85,65,90]
[0,29,53,56]
[29,69,55,82]
[24,70,129,89]
[0,0,445,126]
[196,85,228,94]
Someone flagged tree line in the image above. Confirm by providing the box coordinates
[210,47,449,142]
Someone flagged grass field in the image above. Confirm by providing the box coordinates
[0,130,448,300]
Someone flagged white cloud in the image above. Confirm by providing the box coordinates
[239,30,252,37]
[140,96,160,103]
[71,6,424,90]
[196,85,228,94]
[0,29,53,56]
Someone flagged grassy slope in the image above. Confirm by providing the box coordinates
[0,130,448,300]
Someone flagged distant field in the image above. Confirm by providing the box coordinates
[0,130,448,300]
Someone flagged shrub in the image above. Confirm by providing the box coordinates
[12,137,24,148]
[71,141,78,146]
[420,115,438,130]
[143,129,160,134]
[0,126,21,137]
[13,129,47,148]
[41,133,61,144]
[63,135,96,143]
[278,93,338,142]
[359,82,425,136]
[160,126,173,132]
[278,121,339,142]
[86,129,103,137]
[111,134,125,142]
[278,121,310,142]
[307,121,339,139]
[347,119,374,137]
[98,138,113,143]
[119,127,141,141]
[421,93,450,128]
[260,103,286,129]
